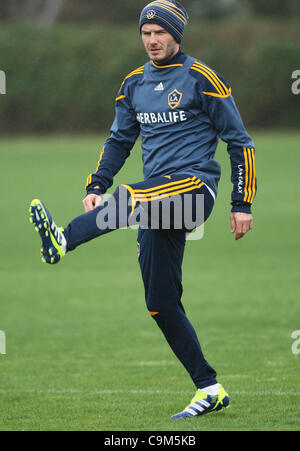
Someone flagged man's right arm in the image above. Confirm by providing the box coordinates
[84,84,140,212]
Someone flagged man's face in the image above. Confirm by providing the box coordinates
[141,23,179,64]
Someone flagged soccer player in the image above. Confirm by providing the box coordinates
[29,0,256,419]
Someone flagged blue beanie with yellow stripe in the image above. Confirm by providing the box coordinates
[139,1,189,43]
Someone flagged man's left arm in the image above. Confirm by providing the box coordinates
[200,74,257,240]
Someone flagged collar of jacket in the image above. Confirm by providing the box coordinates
[150,48,186,69]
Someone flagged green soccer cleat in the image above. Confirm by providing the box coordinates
[29,199,66,264]
[172,384,230,419]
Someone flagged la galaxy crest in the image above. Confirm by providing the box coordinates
[146,10,156,19]
[168,89,183,109]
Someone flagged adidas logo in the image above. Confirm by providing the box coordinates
[154,82,164,91]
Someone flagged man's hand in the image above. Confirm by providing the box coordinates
[83,193,102,213]
[230,212,253,241]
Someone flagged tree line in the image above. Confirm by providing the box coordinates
[1,0,300,24]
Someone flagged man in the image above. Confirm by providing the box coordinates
[29,0,256,419]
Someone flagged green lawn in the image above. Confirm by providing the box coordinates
[0,132,299,431]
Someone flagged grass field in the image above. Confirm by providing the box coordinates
[0,131,299,431]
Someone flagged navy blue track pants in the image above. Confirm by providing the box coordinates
[63,174,217,388]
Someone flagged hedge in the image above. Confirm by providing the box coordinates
[0,19,299,133]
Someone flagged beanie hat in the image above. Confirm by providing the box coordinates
[139,1,189,44]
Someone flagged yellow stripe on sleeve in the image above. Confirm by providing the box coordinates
[118,66,144,93]
[247,148,253,203]
[243,147,256,203]
[191,62,231,98]
[193,62,227,96]
[85,173,92,189]
[250,149,256,203]
[201,88,231,98]
[191,66,226,98]
[115,94,126,102]
[243,147,249,202]
[95,147,105,172]
[85,147,105,190]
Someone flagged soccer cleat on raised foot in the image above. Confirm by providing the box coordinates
[29,199,66,264]
[171,384,230,419]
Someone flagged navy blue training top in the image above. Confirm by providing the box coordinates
[86,49,256,212]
